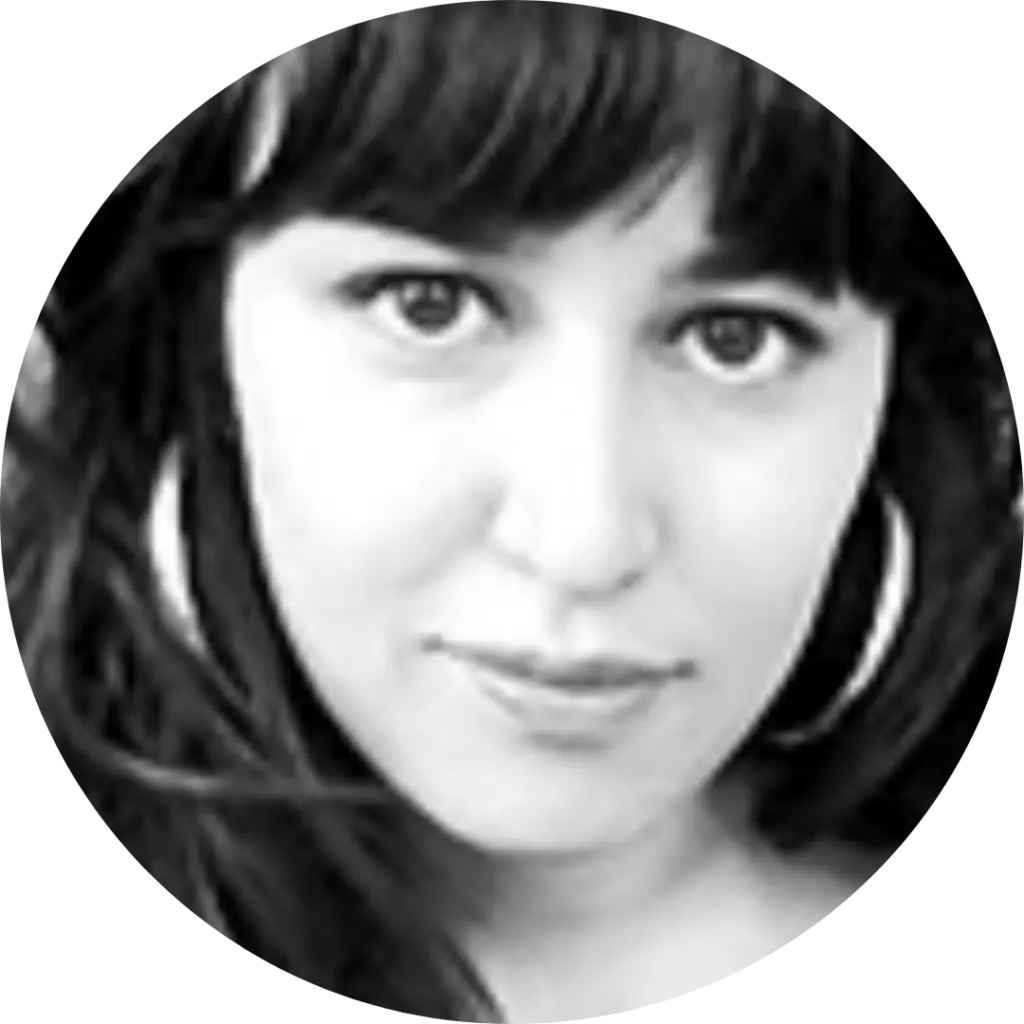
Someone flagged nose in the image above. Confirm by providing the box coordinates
[486,342,663,600]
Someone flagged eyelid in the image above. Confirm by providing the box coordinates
[337,268,509,344]
[338,274,823,328]
[668,303,826,351]
[657,303,830,391]
[339,268,499,303]
[337,266,831,374]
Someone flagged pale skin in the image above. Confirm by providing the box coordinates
[222,162,892,1020]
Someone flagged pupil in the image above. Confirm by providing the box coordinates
[399,280,461,330]
[704,317,764,364]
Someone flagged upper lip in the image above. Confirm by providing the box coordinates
[422,635,696,690]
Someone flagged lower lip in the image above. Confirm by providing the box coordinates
[453,659,673,742]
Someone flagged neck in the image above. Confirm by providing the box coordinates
[399,777,756,942]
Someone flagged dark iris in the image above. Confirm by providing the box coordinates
[704,321,770,370]
[395,279,464,331]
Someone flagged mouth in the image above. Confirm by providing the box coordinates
[423,636,695,690]
[436,647,675,745]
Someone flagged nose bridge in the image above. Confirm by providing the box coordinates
[488,322,660,593]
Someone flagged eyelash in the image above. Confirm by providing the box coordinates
[338,271,824,382]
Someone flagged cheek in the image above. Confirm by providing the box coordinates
[235,404,477,682]
[225,285,481,591]
[677,397,885,694]
[706,483,844,688]
[242,398,462,587]
[704,339,888,692]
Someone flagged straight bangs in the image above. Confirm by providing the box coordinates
[231,2,912,304]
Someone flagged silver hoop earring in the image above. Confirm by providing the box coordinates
[767,490,915,749]
[147,443,205,653]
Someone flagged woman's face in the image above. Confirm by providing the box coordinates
[224,163,892,853]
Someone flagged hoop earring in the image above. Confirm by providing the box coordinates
[147,442,205,652]
[767,489,915,749]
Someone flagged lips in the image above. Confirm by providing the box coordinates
[501,667,655,692]
[491,671,643,696]
[421,635,696,692]
[471,662,665,739]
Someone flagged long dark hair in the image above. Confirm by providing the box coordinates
[3,3,1020,1019]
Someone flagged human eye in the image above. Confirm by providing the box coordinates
[337,271,504,354]
[663,306,825,386]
